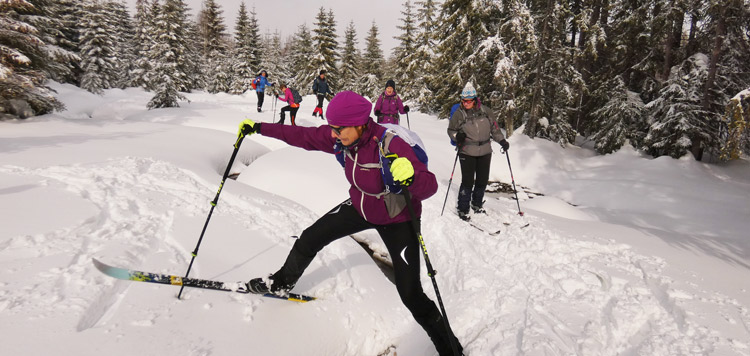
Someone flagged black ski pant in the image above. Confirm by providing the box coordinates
[279,105,299,126]
[457,152,492,213]
[271,199,461,355]
[316,93,325,109]
[256,91,265,109]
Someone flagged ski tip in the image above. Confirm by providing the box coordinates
[92,257,107,272]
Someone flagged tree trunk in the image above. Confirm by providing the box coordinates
[661,2,685,81]
[524,0,554,138]
[695,8,727,161]
[686,12,699,55]
[571,0,580,47]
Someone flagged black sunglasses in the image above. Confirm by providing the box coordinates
[330,125,351,135]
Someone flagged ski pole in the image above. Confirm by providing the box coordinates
[405,111,411,130]
[505,150,523,216]
[178,134,246,299]
[402,186,461,356]
[272,91,278,123]
[440,148,460,216]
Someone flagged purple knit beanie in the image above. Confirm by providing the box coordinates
[326,91,372,126]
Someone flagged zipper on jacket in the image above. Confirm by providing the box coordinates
[351,151,368,222]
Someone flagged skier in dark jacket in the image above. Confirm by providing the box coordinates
[311,70,334,119]
[447,82,509,221]
[253,70,273,112]
[374,79,409,125]
[238,91,463,356]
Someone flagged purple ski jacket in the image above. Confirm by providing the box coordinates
[259,118,437,225]
[374,92,405,125]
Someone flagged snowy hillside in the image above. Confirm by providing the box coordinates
[1,83,749,356]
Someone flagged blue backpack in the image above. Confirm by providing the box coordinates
[448,103,461,146]
[334,124,428,195]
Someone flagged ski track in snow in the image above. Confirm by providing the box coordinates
[0,157,316,335]
[1,154,748,354]
[418,194,743,355]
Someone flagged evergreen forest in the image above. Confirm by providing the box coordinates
[2,0,749,161]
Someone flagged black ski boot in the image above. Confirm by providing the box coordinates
[246,277,270,294]
[471,201,486,214]
[457,209,470,221]
[248,242,315,296]
[416,308,464,356]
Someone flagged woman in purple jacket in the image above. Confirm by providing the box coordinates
[238,91,463,356]
[374,79,409,125]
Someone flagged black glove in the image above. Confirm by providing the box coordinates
[404,105,410,113]
[455,132,466,145]
[238,119,261,137]
[374,109,382,117]
[499,139,509,151]
[275,94,279,99]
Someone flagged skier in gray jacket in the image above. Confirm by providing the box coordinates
[447,82,509,221]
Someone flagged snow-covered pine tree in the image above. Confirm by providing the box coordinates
[183,18,204,91]
[606,0,660,103]
[147,0,187,108]
[78,0,118,94]
[290,23,317,94]
[428,0,498,118]
[492,0,536,136]
[131,0,155,90]
[567,0,608,136]
[246,6,261,72]
[26,0,81,85]
[393,0,417,99]
[338,21,360,92]
[693,0,750,160]
[198,0,231,93]
[521,0,580,146]
[258,31,286,86]
[105,0,136,89]
[589,77,645,154]
[230,2,254,94]
[0,0,64,119]
[357,22,385,99]
[311,7,338,87]
[644,53,714,158]
[412,0,438,112]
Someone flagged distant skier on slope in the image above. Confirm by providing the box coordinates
[311,70,334,119]
[275,83,300,126]
[447,82,510,221]
[374,79,409,125]
[253,70,274,113]
[238,91,463,356]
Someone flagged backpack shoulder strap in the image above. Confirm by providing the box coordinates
[378,130,396,157]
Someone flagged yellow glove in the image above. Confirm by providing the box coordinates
[238,119,259,138]
[390,157,414,186]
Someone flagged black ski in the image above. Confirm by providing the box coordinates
[92,258,316,303]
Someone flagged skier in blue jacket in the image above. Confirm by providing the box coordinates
[254,70,274,112]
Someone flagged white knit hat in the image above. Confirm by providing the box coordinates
[460,82,477,99]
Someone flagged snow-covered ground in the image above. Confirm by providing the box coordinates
[1,83,749,356]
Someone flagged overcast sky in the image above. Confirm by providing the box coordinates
[123,0,411,55]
